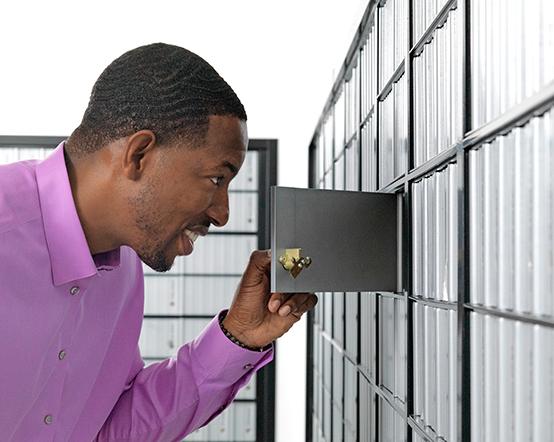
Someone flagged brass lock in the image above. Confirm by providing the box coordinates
[278,248,312,279]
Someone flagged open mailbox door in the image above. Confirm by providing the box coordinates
[271,187,398,293]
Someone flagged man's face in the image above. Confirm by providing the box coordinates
[129,115,247,271]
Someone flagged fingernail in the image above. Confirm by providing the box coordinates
[270,300,281,312]
[279,305,292,316]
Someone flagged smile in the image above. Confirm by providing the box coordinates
[184,228,199,243]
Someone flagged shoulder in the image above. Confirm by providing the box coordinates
[0,161,42,234]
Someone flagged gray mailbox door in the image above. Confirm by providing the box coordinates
[271,186,398,293]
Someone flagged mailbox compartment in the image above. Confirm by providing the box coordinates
[271,186,398,293]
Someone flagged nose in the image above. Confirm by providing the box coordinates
[206,189,230,227]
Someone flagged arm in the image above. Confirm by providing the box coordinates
[95,310,273,442]
[96,250,316,442]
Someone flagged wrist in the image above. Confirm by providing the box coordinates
[219,310,272,352]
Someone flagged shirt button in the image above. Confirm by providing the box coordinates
[58,350,66,360]
[44,414,53,425]
[69,286,80,296]
[243,363,254,370]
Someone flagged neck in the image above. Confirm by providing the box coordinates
[64,150,121,255]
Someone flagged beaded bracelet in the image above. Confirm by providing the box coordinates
[218,310,272,352]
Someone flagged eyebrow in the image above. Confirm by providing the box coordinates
[221,160,239,175]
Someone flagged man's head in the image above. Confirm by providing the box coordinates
[65,43,248,272]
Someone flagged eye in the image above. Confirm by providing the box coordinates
[210,176,225,186]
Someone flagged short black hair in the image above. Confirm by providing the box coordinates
[66,42,247,155]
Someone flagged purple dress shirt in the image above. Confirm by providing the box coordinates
[0,142,273,441]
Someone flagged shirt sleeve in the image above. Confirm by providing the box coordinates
[94,309,274,442]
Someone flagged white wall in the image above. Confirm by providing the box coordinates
[0,1,369,440]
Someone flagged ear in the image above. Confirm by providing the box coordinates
[122,130,157,181]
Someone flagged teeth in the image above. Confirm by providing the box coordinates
[184,229,199,243]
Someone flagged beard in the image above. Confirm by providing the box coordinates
[130,185,176,273]
[138,239,173,272]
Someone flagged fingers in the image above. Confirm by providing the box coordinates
[240,250,271,288]
[289,294,318,319]
[268,292,318,318]
[267,292,293,313]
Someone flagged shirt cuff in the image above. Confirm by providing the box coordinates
[190,309,274,384]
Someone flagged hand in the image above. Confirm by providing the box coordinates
[222,249,318,349]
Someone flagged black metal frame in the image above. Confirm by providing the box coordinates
[250,138,278,442]
[306,0,554,441]
[0,135,278,442]
[0,135,66,148]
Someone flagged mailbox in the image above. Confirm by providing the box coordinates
[271,187,399,293]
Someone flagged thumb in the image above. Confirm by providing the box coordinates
[240,249,271,288]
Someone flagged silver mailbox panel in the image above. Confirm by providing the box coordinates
[271,187,397,293]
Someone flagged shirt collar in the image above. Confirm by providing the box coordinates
[36,141,120,286]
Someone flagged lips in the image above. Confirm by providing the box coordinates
[177,226,208,256]
[178,229,195,256]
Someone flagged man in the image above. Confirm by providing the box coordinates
[0,42,317,441]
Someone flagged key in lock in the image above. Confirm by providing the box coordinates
[278,248,312,279]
